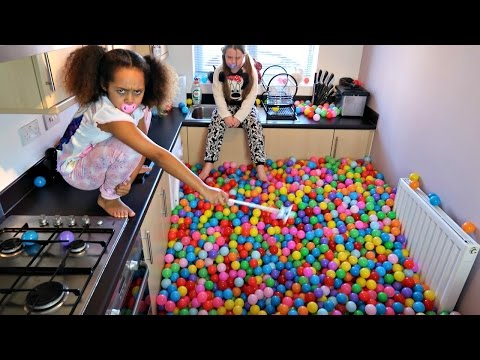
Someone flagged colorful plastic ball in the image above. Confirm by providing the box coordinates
[429,195,441,206]
[409,172,420,181]
[178,102,186,109]
[462,221,476,233]
[58,230,75,246]
[181,106,189,114]
[34,176,46,188]
[21,230,39,246]
[409,180,420,189]
[186,98,193,106]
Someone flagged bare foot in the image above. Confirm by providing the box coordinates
[256,165,268,182]
[198,162,213,180]
[97,195,135,218]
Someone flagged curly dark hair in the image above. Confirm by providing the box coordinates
[63,45,177,108]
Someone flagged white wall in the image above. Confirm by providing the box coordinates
[168,45,364,97]
[360,45,480,314]
[0,104,78,191]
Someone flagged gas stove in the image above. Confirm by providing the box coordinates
[0,214,128,315]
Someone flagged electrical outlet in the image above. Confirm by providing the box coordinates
[19,118,41,145]
[43,114,60,130]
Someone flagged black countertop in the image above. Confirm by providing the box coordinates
[183,105,377,129]
[0,105,377,314]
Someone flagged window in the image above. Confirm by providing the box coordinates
[193,45,319,87]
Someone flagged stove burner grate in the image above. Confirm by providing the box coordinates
[25,281,68,312]
[0,238,23,256]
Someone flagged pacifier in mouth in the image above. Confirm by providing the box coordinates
[120,103,137,114]
[228,63,237,70]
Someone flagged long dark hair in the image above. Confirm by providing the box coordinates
[221,45,254,100]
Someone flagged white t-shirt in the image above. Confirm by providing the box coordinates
[57,96,147,173]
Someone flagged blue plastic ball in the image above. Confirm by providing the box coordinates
[181,106,189,114]
[34,176,46,188]
[178,102,186,109]
[21,230,39,246]
[429,195,441,206]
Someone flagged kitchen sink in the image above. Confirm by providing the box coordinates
[185,104,216,120]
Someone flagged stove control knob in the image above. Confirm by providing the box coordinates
[126,260,139,271]
[39,214,48,226]
[81,215,90,227]
[67,215,76,227]
[54,215,63,227]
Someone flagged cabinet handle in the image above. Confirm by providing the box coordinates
[132,266,149,315]
[144,230,153,264]
[333,136,339,158]
[43,53,56,92]
[161,189,167,217]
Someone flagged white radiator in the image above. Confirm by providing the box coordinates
[393,178,479,312]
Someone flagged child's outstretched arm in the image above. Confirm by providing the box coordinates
[98,121,229,205]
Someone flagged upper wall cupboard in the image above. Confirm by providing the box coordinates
[0,45,82,114]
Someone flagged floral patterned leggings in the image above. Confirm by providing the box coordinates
[203,105,266,165]
[57,110,151,200]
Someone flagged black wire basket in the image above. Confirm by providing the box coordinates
[263,85,297,120]
[261,73,298,121]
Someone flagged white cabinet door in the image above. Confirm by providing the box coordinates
[331,129,375,160]
[140,173,171,315]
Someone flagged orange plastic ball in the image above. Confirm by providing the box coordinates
[462,221,476,233]
[409,180,420,189]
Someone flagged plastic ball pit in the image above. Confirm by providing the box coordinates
[147,157,453,316]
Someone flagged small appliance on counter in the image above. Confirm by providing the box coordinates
[335,83,369,117]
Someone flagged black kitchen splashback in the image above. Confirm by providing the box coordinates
[0,149,58,216]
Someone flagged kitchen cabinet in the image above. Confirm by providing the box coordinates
[140,172,171,315]
[0,45,81,114]
[181,126,374,166]
[264,128,334,160]
[183,126,251,166]
[139,134,182,315]
[331,129,374,159]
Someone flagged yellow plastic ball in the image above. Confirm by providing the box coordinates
[409,172,420,181]
[186,98,193,106]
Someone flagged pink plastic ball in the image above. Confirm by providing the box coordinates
[248,294,258,305]
[264,287,274,298]
[156,294,167,306]
[365,304,377,315]
[212,297,223,308]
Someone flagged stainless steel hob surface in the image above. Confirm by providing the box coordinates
[0,215,128,315]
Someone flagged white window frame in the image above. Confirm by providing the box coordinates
[193,45,319,95]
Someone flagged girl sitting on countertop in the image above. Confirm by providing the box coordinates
[198,45,268,182]
[57,45,228,218]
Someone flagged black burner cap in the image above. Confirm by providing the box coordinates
[26,281,65,310]
[69,240,87,253]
